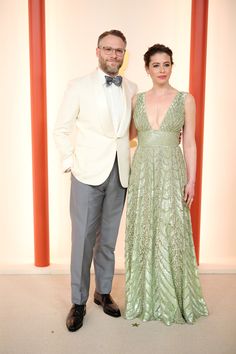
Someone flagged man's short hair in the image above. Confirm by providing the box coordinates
[97,30,127,47]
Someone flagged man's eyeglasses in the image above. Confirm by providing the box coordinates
[99,46,126,56]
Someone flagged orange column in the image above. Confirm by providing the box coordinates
[28,0,49,266]
[189,0,208,263]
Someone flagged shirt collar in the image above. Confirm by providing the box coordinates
[97,68,108,85]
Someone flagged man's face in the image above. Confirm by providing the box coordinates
[96,35,126,76]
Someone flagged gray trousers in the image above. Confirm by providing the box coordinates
[70,157,126,305]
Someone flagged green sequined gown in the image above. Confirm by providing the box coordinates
[125,92,208,325]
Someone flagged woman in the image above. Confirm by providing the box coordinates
[125,44,208,325]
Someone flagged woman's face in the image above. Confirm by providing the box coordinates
[146,52,172,85]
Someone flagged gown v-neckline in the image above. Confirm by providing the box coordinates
[143,91,180,132]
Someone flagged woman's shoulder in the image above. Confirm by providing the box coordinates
[177,91,195,104]
[178,92,196,113]
[132,91,145,102]
[178,91,194,99]
[132,91,146,110]
[136,91,146,97]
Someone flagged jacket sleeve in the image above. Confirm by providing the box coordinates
[54,80,80,172]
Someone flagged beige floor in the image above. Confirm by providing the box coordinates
[0,274,235,354]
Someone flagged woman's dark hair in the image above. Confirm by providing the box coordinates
[97,30,127,47]
[144,44,174,67]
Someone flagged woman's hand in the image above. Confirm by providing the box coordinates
[184,181,195,208]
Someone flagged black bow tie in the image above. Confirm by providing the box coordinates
[105,75,122,87]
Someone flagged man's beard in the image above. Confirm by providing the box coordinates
[99,58,123,75]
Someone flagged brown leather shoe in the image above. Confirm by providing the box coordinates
[66,304,86,332]
[94,291,121,317]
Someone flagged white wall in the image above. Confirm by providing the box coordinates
[0,0,235,272]
[200,0,236,269]
[0,0,34,267]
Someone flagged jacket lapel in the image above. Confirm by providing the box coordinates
[117,78,131,136]
[91,70,115,137]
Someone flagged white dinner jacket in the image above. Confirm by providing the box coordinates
[54,70,137,187]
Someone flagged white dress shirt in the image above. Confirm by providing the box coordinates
[98,68,124,133]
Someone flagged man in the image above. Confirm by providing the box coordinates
[54,30,137,332]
